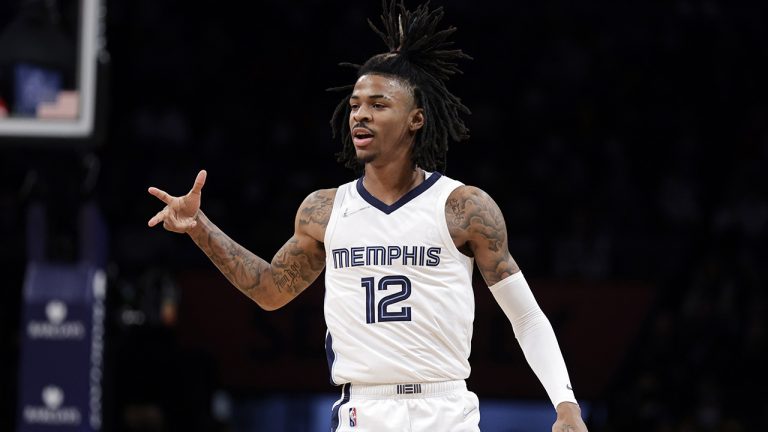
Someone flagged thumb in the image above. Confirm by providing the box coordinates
[189,169,207,195]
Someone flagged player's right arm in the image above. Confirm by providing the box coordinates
[147,170,333,310]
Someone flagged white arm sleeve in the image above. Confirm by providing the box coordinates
[489,271,578,408]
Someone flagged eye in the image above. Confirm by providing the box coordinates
[349,103,359,111]
[372,103,385,109]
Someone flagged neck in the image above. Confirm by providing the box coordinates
[363,162,424,206]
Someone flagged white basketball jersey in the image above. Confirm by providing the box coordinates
[323,172,475,385]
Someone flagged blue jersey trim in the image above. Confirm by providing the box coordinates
[357,171,443,215]
[325,331,337,385]
[330,383,350,431]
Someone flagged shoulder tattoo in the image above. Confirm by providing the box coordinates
[447,187,506,252]
[298,189,335,229]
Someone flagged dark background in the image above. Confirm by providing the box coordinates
[1,0,767,430]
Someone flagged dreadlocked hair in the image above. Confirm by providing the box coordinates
[329,0,471,174]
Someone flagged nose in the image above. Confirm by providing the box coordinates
[352,105,372,123]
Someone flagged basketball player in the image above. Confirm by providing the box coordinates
[148,1,588,430]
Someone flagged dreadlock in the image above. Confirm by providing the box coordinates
[329,0,471,174]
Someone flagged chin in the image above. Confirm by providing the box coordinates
[356,153,376,165]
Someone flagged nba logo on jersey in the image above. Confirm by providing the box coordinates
[349,407,357,427]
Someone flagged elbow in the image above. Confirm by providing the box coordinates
[254,297,286,312]
[237,280,287,311]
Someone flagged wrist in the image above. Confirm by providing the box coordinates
[187,211,206,237]
[556,401,581,418]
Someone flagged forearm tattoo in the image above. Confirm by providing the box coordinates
[190,191,332,303]
[192,213,271,298]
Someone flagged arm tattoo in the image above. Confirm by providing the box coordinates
[190,191,332,306]
[270,237,325,295]
[447,188,518,286]
[447,197,467,227]
[448,194,505,251]
[298,190,333,227]
[467,195,505,252]
[274,262,302,293]
[268,189,333,293]
[192,213,270,298]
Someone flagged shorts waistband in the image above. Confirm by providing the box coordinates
[348,380,466,398]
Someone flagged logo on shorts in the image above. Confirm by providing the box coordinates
[349,407,357,427]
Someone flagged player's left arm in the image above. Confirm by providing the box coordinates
[445,186,588,431]
[444,185,518,284]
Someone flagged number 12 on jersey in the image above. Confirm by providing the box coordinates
[361,275,412,323]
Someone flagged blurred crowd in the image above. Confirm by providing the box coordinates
[1,0,766,431]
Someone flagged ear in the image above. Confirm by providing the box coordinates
[409,108,425,132]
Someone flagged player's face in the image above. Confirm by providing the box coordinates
[349,74,424,166]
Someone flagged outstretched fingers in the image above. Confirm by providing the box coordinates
[148,207,167,227]
[147,170,205,232]
[190,170,207,195]
[148,186,174,205]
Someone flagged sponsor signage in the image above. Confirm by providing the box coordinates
[17,263,105,431]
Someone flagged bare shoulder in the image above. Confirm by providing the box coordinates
[445,185,518,285]
[296,188,337,240]
[446,185,496,209]
[445,185,504,240]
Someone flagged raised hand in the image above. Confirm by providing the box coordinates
[147,170,207,233]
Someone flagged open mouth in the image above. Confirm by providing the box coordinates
[352,128,374,146]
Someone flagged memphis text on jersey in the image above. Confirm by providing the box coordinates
[331,246,442,269]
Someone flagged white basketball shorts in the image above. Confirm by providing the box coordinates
[330,380,480,431]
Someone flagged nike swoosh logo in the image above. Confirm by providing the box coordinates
[343,206,371,217]
[567,384,573,391]
[462,406,478,418]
